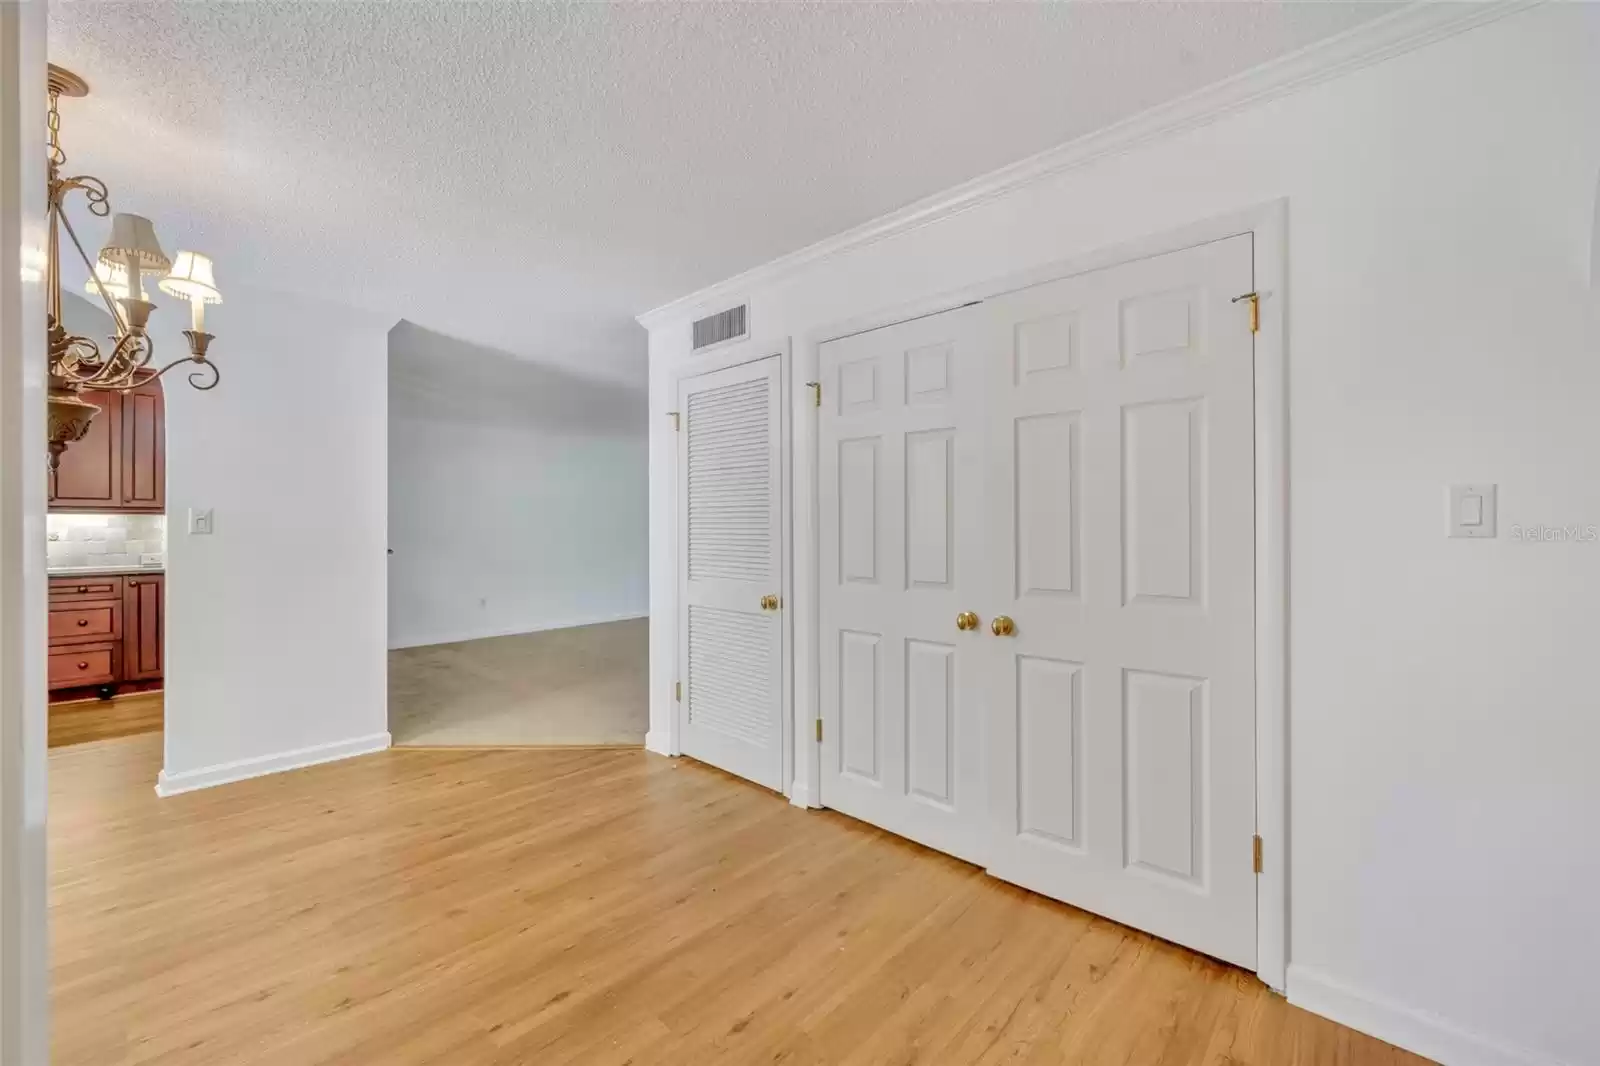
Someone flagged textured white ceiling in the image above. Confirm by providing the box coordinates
[47,2,1393,382]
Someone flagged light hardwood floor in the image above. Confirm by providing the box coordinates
[51,734,1428,1065]
[48,690,163,748]
[388,618,648,746]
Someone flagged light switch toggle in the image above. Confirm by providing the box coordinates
[1447,484,1496,539]
[188,507,214,535]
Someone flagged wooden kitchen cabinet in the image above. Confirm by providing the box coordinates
[49,378,164,513]
[47,573,163,695]
[49,388,121,508]
[122,574,164,681]
[49,644,119,689]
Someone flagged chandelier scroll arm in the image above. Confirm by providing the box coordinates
[150,353,221,392]
[52,173,110,218]
[53,330,157,392]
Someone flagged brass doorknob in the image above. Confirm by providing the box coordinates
[760,594,780,611]
[991,615,1016,637]
[955,611,979,631]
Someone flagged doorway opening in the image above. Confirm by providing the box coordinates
[44,293,168,752]
[384,321,651,747]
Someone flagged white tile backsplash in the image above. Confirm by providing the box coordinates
[47,513,165,571]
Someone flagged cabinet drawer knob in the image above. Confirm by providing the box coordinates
[77,661,88,670]
[77,619,88,627]
[77,586,88,593]
[128,581,139,587]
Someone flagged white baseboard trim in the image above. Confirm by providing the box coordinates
[388,610,648,651]
[1287,965,1567,1066]
[156,732,392,797]
[643,729,673,757]
[788,780,819,810]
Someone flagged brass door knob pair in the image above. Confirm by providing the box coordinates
[955,612,1016,636]
[759,594,781,611]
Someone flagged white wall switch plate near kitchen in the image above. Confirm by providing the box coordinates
[188,507,215,535]
[1447,484,1496,538]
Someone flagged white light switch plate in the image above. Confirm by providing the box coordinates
[1447,484,1496,538]
[188,507,214,536]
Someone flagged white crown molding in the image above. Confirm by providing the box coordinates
[637,0,1542,332]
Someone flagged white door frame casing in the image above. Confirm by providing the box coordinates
[792,201,1289,991]
[668,338,795,797]
[0,1,52,1060]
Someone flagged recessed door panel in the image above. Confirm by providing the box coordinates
[906,430,954,590]
[1016,655,1082,850]
[906,639,955,807]
[1123,399,1204,607]
[839,630,881,783]
[838,438,880,585]
[1124,669,1206,884]
[1015,412,1079,599]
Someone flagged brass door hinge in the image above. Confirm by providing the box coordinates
[1252,834,1264,874]
[805,381,821,408]
[1232,292,1260,334]
[674,680,682,702]
[814,718,823,743]
[668,411,680,431]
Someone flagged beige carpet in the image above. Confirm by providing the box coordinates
[388,617,648,747]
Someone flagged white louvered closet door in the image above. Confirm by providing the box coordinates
[677,356,785,791]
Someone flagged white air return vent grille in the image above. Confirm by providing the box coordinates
[692,304,749,351]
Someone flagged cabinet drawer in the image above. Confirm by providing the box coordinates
[48,644,117,689]
[49,576,123,603]
[49,603,120,644]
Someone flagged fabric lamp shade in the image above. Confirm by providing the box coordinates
[159,250,222,305]
[84,261,131,301]
[98,212,172,272]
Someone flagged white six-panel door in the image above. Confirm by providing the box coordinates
[818,307,989,864]
[677,356,784,791]
[980,234,1257,967]
[816,234,1258,967]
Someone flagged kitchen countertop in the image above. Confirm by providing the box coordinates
[47,565,165,578]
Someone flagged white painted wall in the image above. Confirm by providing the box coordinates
[643,7,1600,1065]
[0,2,51,1060]
[1591,170,1599,290]
[156,288,391,793]
[386,321,647,649]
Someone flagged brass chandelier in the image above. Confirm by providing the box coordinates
[44,64,222,470]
